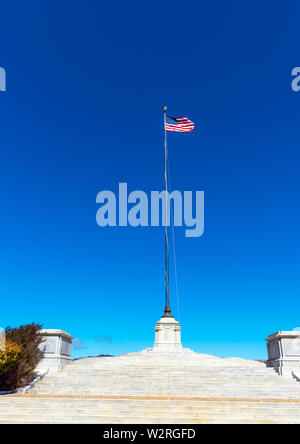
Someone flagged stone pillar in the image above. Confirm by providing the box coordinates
[153,316,182,351]
[266,331,300,377]
[37,329,73,373]
[0,328,5,351]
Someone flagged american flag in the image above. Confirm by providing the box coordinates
[165,116,194,133]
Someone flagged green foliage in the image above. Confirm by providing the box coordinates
[0,323,44,390]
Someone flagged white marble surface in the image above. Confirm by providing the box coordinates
[266,331,300,376]
[153,315,183,351]
[37,329,73,373]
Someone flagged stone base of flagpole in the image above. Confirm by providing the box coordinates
[153,315,182,351]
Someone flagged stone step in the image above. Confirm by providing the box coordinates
[33,385,290,389]
[2,397,299,404]
[0,406,299,416]
[40,373,279,376]
[30,384,300,390]
[32,381,297,386]
[34,381,290,387]
[1,406,300,415]
[0,413,299,422]
[33,384,299,390]
[0,412,299,423]
[37,376,284,382]
[29,393,300,399]
[50,374,278,379]
[30,385,300,391]
[28,354,300,410]
[0,419,294,424]
[57,369,276,375]
[32,385,295,389]
[32,388,287,392]
[31,372,292,387]
[4,350,300,423]
[61,364,271,369]
[33,380,300,387]
[1,397,299,423]
[30,383,300,389]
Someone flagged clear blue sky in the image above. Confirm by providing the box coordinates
[1,1,300,360]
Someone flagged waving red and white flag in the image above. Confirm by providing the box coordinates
[165,116,194,133]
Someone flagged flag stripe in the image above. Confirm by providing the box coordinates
[165,115,194,132]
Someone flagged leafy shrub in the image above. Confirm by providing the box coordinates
[0,323,44,390]
[0,340,23,376]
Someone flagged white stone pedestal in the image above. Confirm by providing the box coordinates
[37,329,73,373]
[153,316,182,351]
[266,331,300,377]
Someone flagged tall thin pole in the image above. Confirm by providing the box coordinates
[163,106,172,317]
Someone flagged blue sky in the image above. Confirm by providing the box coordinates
[1,1,300,359]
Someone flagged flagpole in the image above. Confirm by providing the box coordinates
[163,106,172,317]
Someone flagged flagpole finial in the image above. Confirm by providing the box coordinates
[163,105,168,112]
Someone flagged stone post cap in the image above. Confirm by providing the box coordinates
[39,329,73,340]
[156,316,180,325]
[266,331,300,341]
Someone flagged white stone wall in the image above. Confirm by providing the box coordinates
[153,316,182,351]
[37,329,73,373]
[266,331,300,376]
